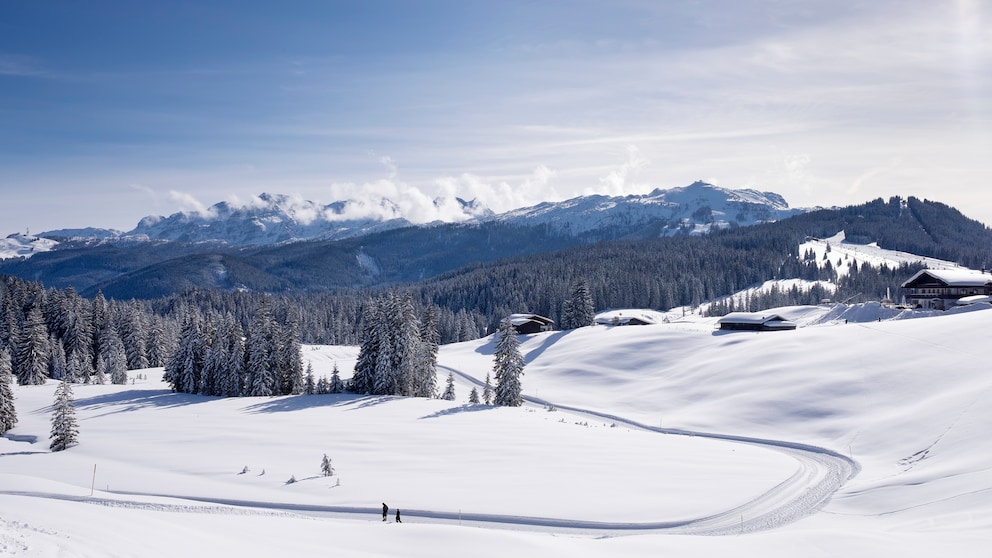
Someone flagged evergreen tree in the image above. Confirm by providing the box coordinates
[245,308,275,397]
[276,317,304,395]
[15,304,50,385]
[145,316,170,368]
[164,315,206,394]
[320,453,334,477]
[414,304,440,398]
[372,295,400,396]
[201,326,228,396]
[0,347,17,435]
[90,291,109,372]
[62,308,93,374]
[468,386,480,404]
[92,358,107,384]
[441,372,456,401]
[350,299,381,394]
[482,373,493,405]
[48,335,67,380]
[303,362,316,395]
[316,376,330,395]
[561,279,595,330]
[100,326,129,385]
[221,321,246,397]
[493,321,525,407]
[329,363,345,394]
[65,349,87,384]
[119,302,150,370]
[50,377,79,452]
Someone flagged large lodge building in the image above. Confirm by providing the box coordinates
[901,269,992,310]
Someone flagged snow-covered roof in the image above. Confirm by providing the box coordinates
[503,313,554,326]
[902,269,992,287]
[956,295,992,305]
[717,312,792,325]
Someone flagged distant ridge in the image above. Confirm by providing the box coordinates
[35,182,807,247]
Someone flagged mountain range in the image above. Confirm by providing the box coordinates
[3,182,990,303]
[34,181,805,247]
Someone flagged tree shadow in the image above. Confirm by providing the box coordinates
[1,433,45,456]
[419,403,494,419]
[522,330,570,364]
[242,393,385,414]
[72,389,216,417]
[473,335,498,356]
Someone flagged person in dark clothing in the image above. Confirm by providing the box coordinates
[382,503,388,521]
[395,509,401,523]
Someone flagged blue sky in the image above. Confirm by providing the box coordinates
[2,0,990,233]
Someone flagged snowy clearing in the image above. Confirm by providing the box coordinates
[2,303,991,556]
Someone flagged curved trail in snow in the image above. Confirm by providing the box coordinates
[2,366,859,537]
[435,363,860,535]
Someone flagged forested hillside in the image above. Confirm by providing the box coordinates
[2,195,989,387]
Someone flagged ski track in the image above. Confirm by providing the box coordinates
[2,365,860,538]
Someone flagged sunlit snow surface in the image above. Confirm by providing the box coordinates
[0,233,57,260]
[3,303,992,557]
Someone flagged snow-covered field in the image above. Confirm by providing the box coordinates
[0,233,57,261]
[3,304,991,556]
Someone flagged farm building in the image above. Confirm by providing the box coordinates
[594,313,656,326]
[502,313,555,334]
[717,312,797,331]
[901,269,992,310]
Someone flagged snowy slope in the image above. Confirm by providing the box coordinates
[2,304,991,556]
[493,181,805,237]
[800,231,966,278]
[0,233,58,260]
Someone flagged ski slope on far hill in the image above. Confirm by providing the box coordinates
[799,231,965,278]
[2,303,991,556]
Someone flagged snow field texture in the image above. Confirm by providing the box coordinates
[2,303,992,556]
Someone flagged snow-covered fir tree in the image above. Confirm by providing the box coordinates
[90,291,110,372]
[118,301,150,370]
[316,376,330,395]
[15,304,50,385]
[321,453,334,477]
[245,306,276,397]
[65,349,87,384]
[350,300,380,394]
[493,321,525,407]
[468,386,480,404]
[303,362,316,395]
[482,373,493,405]
[414,304,440,398]
[276,316,304,396]
[352,293,436,398]
[0,347,17,435]
[329,363,345,394]
[100,326,129,385]
[441,372,456,401]
[561,278,595,330]
[164,315,205,394]
[92,358,107,384]
[201,327,228,396]
[49,377,79,452]
[145,316,170,369]
[48,335,67,380]
[221,320,246,397]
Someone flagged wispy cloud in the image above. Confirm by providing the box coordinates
[168,190,214,217]
[0,53,48,77]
